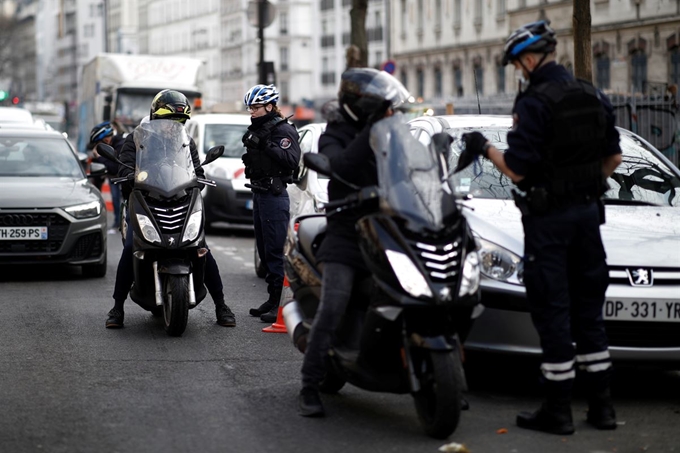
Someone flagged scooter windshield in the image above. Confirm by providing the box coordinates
[370,114,458,233]
[133,119,195,197]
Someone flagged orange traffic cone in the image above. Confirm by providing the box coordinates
[262,276,292,333]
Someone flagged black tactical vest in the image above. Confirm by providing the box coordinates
[522,79,608,198]
[243,116,291,180]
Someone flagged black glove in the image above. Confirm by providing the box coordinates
[454,131,488,174]
[462,131,490,158]
[242,131,264,150]
[242,152,252,167]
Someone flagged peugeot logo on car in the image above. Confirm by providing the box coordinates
[1,214,35,226]
[626,268,654,287]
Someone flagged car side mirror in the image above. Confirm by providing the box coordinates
[431,132,453,161]
[202,145,224,166]
[303,153,332,177]
[88,162,107,177]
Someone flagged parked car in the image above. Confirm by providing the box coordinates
[0,127,108,277]
[408,114,680,365]
[254,122,329,278]
[185,113,253,229]
[0,107,34,124]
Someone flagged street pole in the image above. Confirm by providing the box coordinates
[258,0,266,84]
[102,0,109,52]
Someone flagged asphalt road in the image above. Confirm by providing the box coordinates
[0,222,678,453]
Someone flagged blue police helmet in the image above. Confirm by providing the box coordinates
[244,84,280,107]
[89,121,114,144]
[502,20,557,66]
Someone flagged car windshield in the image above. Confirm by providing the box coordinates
[204,123,248,158]
[0,136,83,177]
[443,127,680,207]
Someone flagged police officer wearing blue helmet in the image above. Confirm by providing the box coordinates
[458,21,622,435]
[242,84,301,323]
[89,121,125,232]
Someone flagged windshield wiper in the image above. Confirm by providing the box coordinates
[601,198,660,206]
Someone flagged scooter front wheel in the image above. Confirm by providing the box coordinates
[163,274,190,337]
[319,358,346,394]
[412,350,462,439]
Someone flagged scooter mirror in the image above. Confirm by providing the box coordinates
[303,153,332,177]
[96,143,117,162]
[203,145,224,165]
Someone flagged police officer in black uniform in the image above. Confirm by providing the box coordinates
[298,69,410,417]
[459,21,622,435]
[241,84,301,323]
[105,89,236,329]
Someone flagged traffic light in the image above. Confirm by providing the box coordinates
[11,96,19,105]
[0,91,7,102]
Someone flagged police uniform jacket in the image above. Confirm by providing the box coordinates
[505,62,621,182]
[315,108,378,271]
[243,111,301,180]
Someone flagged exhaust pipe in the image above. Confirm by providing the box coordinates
[282,300,308,353]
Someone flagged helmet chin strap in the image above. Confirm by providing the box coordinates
[342,103,359,122]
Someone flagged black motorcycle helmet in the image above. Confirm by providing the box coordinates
[150,89,192,124]
[338,68,410,126]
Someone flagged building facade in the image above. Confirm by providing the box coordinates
[390,0,680,112]
[107,0,139,54]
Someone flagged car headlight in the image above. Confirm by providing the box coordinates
[136,214,161,244]
[385,250,433,298]
[477,237,523,284]
[64,201,102,219]
[182,211,203,243]
[458,251,481,297]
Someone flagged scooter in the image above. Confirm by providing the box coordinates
[98,119,224,336]
[282,114,481,439]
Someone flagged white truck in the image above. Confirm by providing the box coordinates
[77,53,205,153]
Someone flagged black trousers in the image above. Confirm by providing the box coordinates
[253,190,290,300]
[522,201,612,397]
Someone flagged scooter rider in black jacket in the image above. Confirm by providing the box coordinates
[298,68,409,417]
[105,89,236,329]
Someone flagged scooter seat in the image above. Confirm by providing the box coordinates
[297,215,327,265]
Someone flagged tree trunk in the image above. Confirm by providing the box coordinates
[573,0,592,82]
[348,0,368,68]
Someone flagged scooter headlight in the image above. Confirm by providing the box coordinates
[182,211,203,243]
[136,214,161,244]
[385,250,433,298]
[458,251,481,297]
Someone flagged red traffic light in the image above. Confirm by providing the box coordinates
[11,96,19,105]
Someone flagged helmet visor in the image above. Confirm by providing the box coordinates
[361,72,411,109]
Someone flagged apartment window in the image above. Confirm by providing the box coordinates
[497,0,506,15]
[280,81,289,104]
[417,0,424,33]
[454,65,463,97]
[320,0,334,10]
[400,0,407,35]
[474,0,483,25]
[453,0,462,28]
[671,47,680,86]
[473,64,484,95]
[595,54,610,90]
[518,0,526,6]
[280,12,288,35]
[400,70,408,92]
[416,68,424,98]
[84,24,94,38]
[434,67,442,97]
[631,50,647,93]
[280,47,289,72]
[375,51,383,69]
[496,63,505,93]
[434,0,442,31]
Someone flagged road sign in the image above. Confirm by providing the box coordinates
[247,1,277,28]
[381,60,396,74]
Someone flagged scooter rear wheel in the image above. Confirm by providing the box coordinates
[163,274,190,337]
[412,350,462,439]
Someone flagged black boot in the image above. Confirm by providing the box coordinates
[585,370,617,430]
[215,302,236,327]
[105,308,124,328]
[517,400,575,435]
[260,303,279,323]
[249,301,275,317]
[298,387,325,417]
